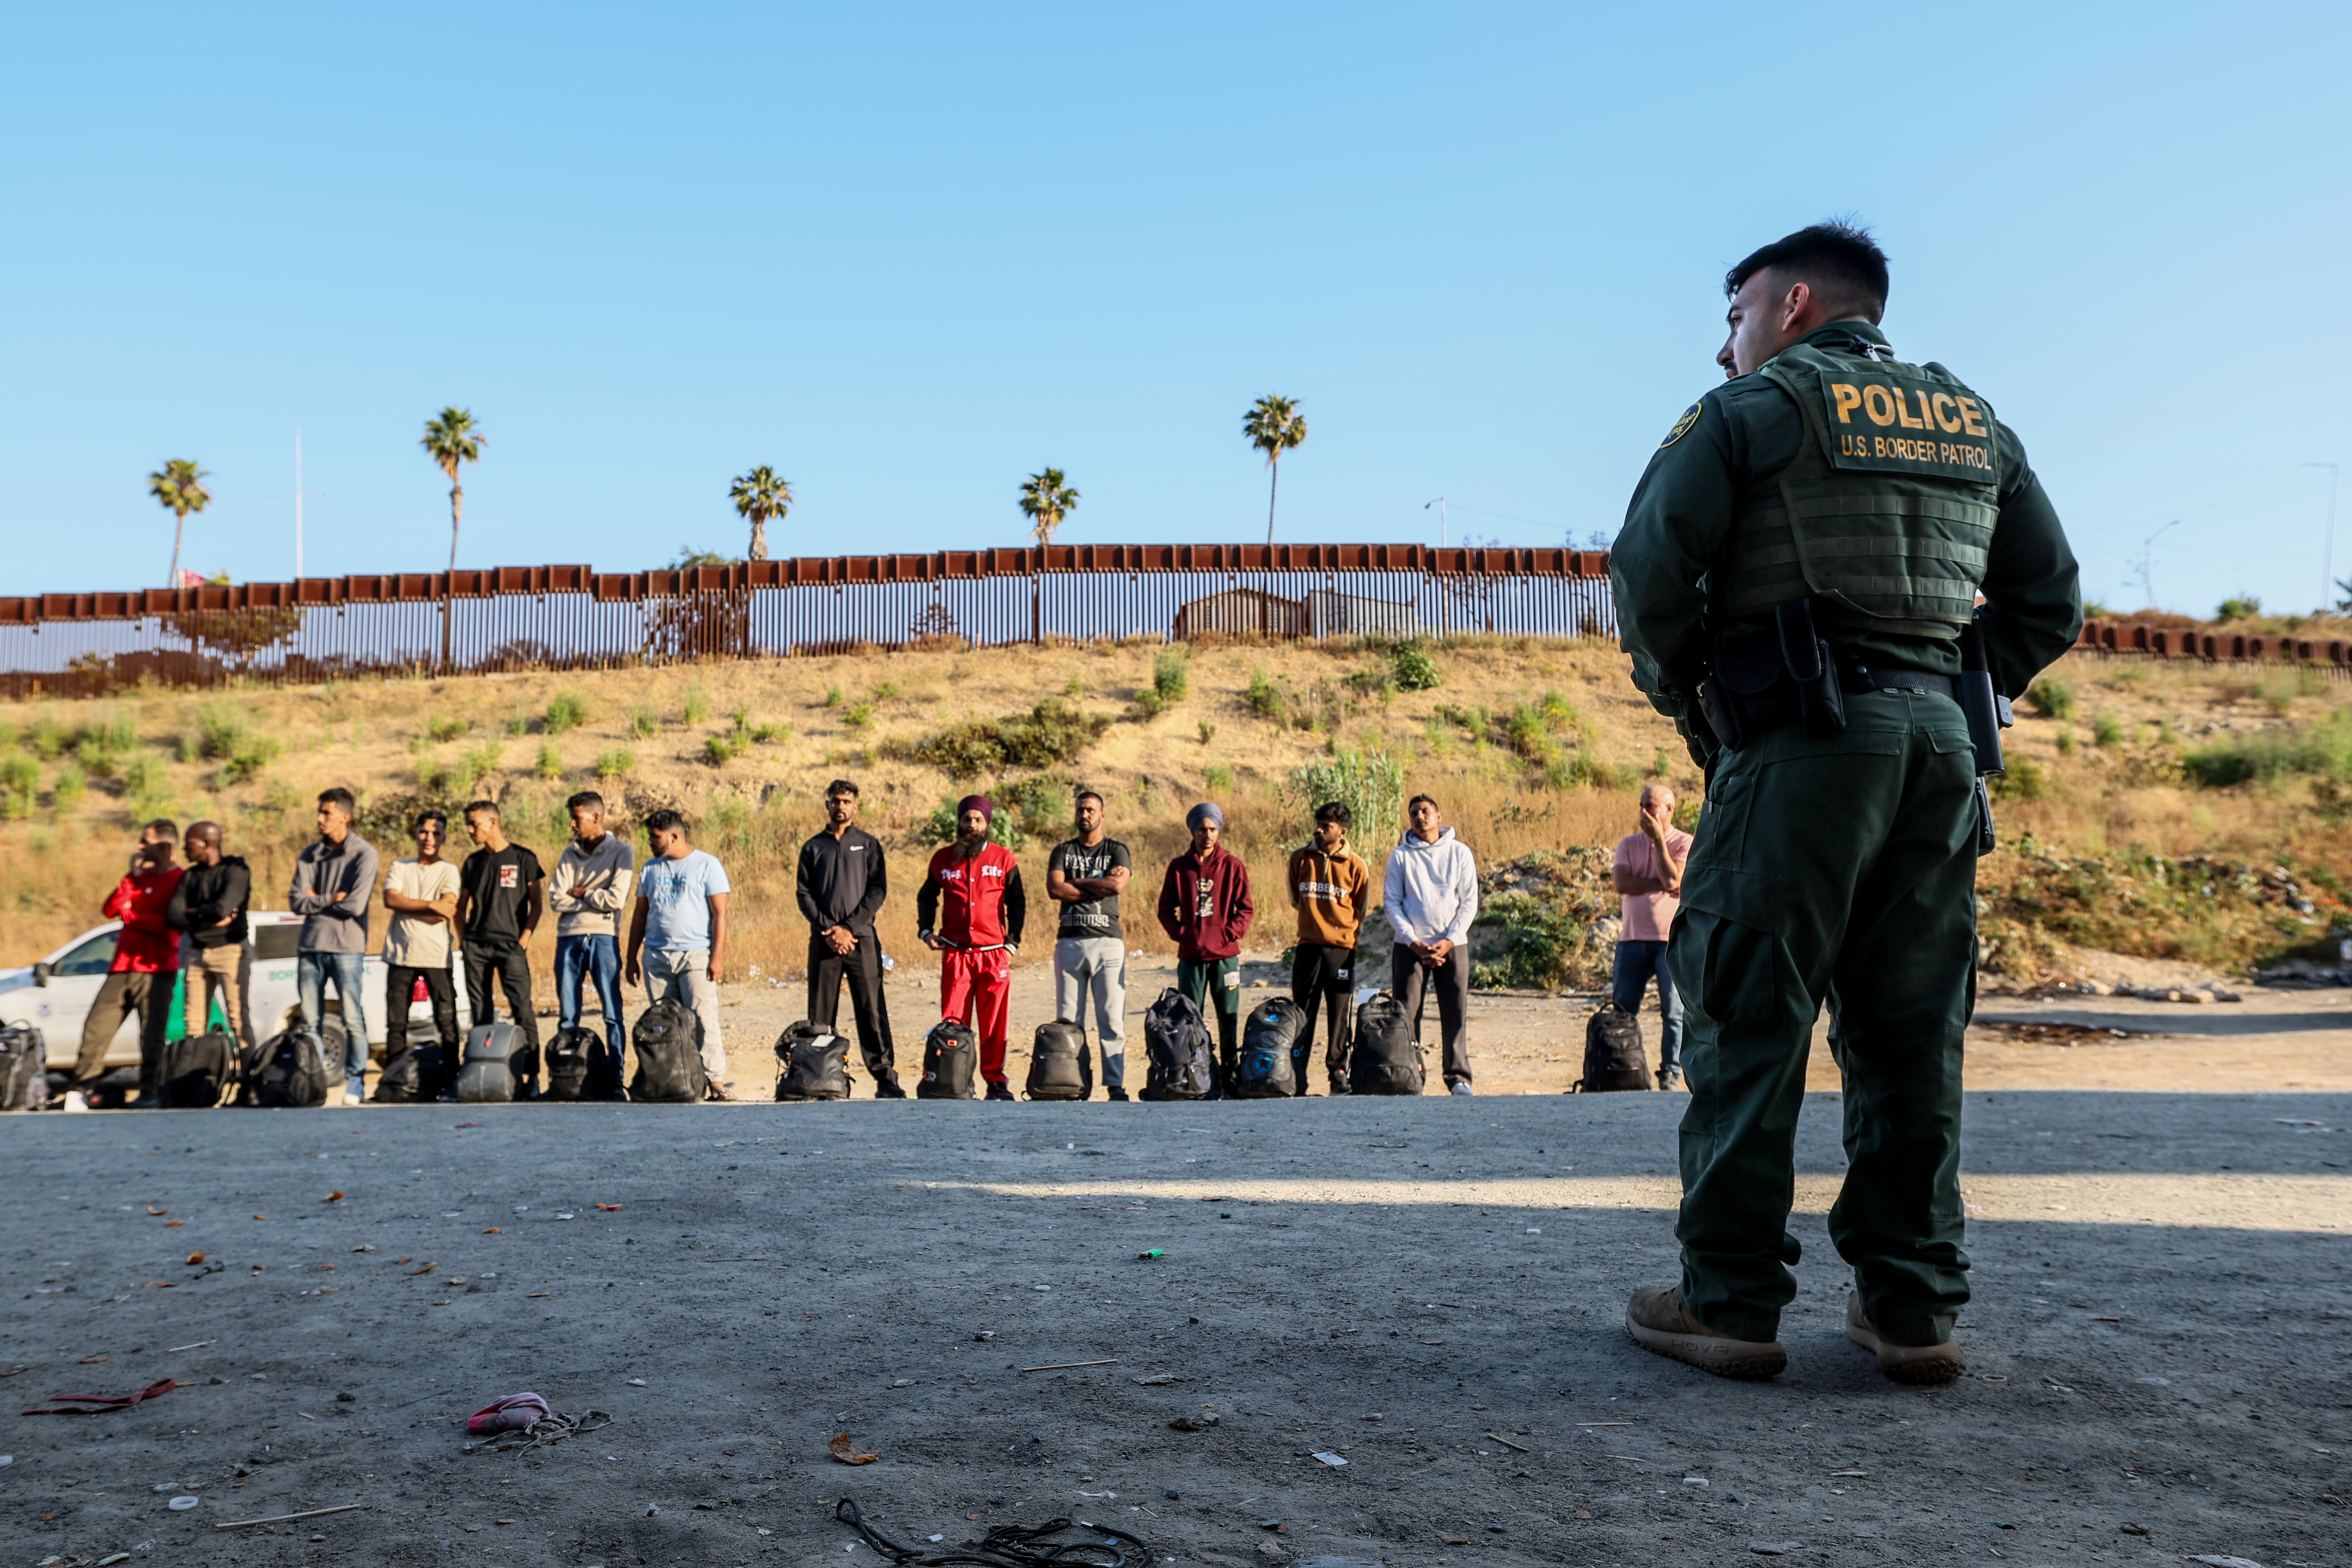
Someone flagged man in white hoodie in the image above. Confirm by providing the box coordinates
[1383,794,1479,1095]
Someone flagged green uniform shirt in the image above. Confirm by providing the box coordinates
[1611,320,2082,714]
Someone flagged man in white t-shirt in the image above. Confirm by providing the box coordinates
[380,809,463,1098]
[1611,784,1694,1091]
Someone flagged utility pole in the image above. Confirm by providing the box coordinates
[277,428,324,580]
[1424,496,1447,548]
[2305,462,2340,611]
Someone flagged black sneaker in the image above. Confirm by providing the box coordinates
[1329,1073,1351,1097]
[1106,1086,1130,1102]
[1657,1067,1684,1091]
[874,1081,908,1100]
[985,1083,1016,1102]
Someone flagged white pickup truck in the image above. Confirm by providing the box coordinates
[0,912,473,1077]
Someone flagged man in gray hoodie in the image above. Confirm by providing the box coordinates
[1382,793,1479,1095]
[289,786,379,1104]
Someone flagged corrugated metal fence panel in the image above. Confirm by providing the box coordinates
[0,547,1621,696]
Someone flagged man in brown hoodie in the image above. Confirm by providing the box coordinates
[1156,801,1254,1085]
[1286,801,1371,1096]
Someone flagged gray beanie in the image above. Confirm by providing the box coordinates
[1186,801,1224,833]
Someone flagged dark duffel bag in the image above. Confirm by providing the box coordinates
[1572,1003,1650,1092]
[1347,992,1425,1096]
[774,1021,852,1101]
[159,1030,239,1109]
[373,1043,445,1104]
[917,1019,978,1100]
[543,1026,600,1103]
[1025,1019,1093,1101]
[245,1025,332,1109]
[1141,988,1218,1101]
[1232,997,1305,1099]
[630,999,707,1104]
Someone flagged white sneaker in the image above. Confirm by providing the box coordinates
[343,1076,367,1106]
[62,1090,91,1113]
[1448,1081,1474,1096]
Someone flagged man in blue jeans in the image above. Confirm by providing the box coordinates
[1611,784,1692,1091]
[548,790,634,1094]
[289,787,379,1105]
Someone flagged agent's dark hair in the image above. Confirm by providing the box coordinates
[1314,801,1352,829]
[411,808,448,836]
[142,817,179,840]
[826,779,859,799]
[566,790,605,814]
[644,808,688,836]
[463,799,500,822]
[1725,220,1890,323]
[1407,793,1439,814]
[316,787,356,816]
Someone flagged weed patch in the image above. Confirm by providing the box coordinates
[904,698,1110,778]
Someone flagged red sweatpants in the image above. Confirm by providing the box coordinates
[940,947,1014,1084]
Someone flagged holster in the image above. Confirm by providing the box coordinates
[1698,599,1848,752]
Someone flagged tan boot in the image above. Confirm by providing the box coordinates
[1624,1286,1787,1379]
[1846,1291,1965,1385]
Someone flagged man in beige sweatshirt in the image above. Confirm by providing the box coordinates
[548,789,635,1092]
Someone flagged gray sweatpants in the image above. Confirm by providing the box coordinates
[644,947,727,1083]
[1052,936,1127,1090]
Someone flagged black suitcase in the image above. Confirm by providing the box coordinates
[246,1026,331,1109]
[1572,1003,1651,1092]
[543,1026,599,1102]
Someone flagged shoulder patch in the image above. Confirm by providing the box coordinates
[1658,402,1703,449]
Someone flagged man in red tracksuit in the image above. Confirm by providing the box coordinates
[74,819,185,1108]
[917,795,1028,1101]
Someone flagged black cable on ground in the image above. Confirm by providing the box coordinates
[835,1496,1154,1568]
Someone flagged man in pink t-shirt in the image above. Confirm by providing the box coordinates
[1610,784,1694,1090]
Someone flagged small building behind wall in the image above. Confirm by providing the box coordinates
[1171,586,1309,641]
[1306,588,1424,640]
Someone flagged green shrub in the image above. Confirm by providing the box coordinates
[872,680,902,703]
[999,774,1075,838]
[1204,764,1234,796]
[26,714,68,761]
[1244,669,1284,720]
[2258,669,2304,715]
[629,709,659,739]
[704,736,737,767]
[120,754,164,814]
[2092,712,2123,747]
[1197,721,1218,747]
[2056,728,2076,756]
[1063,673,1084,697]
[0,754,38,819]
[844,702,877,732]
[504,712,530,737]
[543,691,588,736]
[1152,650,1189,703]
[2024,678,2076,721]
[682,685,711,726]
[455,742,504,795]
[73,736,120,778]
[1391,643,1442,692]
[426,715,471,743]
[822,683,842,708]
[193,702,248,761]
[2181,710,2352,788]
[911,698,1110,778]
[50,762,87,814]
[1990,755,2046,801]
[85,712,137,755]
[220,736,285,785]
[593,747,636,781]
[2215,594,2263,623]
[536,743,566,781]
[1282,748,1405,860]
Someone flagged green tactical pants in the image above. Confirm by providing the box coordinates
[1667,688,1978,1348]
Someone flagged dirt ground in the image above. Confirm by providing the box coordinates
[4,984,2350,1568]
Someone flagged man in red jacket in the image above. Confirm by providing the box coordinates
[1156,802,1255,1085]
[917,795,1028,1101]
[72,819,185,1109]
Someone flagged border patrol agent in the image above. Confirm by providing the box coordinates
[1611,222,2081,1383]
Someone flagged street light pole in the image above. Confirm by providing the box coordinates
[1423,496,1447,548]
[2304,462,2340,612]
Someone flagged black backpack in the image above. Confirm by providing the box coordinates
[1232,997,1304,1099]
[0,1024,47,1111]
[917,1019,977,1100]
[1573,1004,1650,1092]
[455,1022,532,1103]
[1025,1020,1093,1101]
[372,1042,445,1104]
[158,1030,238,1109]
[1348,992,1425,1096]
[1141,988,1218,1102]
[543,1026,599,1103]
[774,1022,852,1101]
[630,1000,708,1104]
[245,1026,331,1109]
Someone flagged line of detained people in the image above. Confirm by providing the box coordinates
[62,777,1484,1106]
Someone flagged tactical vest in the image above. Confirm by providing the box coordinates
[1713,341,2004,641]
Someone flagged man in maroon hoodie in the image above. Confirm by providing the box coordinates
[73,819,185,1109]
[1156,801,1255,1084]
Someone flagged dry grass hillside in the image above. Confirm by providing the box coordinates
[2,636,2348,994]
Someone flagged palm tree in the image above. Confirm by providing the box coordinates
[147,459,212,588]
[729,466,793,561]
[1241,395,1307,544]
[420,407,485,669]
[1018,467,1079,547]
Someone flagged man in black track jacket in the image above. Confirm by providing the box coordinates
[795,780,899,1096]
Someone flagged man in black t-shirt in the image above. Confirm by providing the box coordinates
[456,799,545,1090]
[1046,788,1133,1100]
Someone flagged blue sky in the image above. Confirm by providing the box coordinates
[4,4,2346,618]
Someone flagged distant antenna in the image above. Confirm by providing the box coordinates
[2132,519,2181,610]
